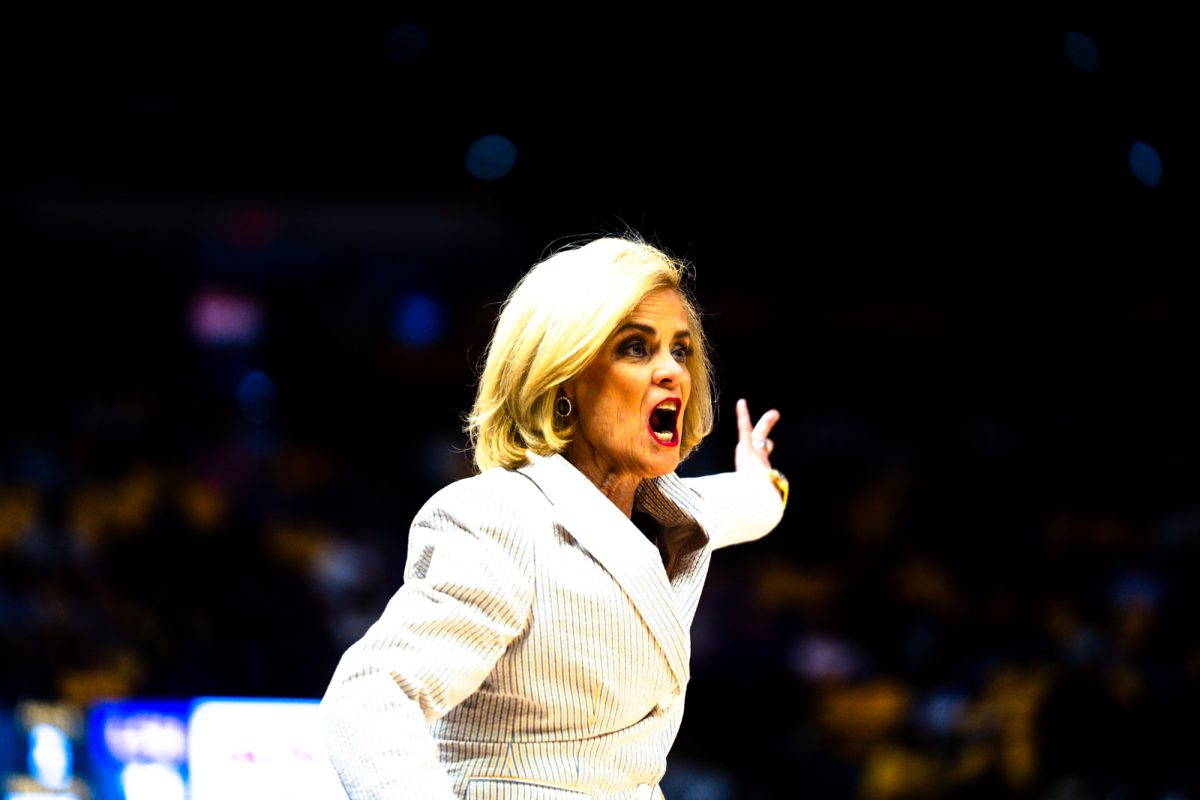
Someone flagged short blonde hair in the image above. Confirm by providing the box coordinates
[468,236,715,472]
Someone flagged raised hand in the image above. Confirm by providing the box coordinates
[734,398,780,475]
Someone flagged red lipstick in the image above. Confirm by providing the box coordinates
[647,397,681,447]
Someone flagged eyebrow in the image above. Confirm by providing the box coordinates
[616,323,691,339]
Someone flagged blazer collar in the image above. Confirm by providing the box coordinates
[515,453,707,688]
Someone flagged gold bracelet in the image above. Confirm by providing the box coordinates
[769,468,789,509]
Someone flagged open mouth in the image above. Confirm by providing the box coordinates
[647,398,681,447]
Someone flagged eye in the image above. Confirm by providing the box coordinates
[672,342,692,362]
[621,338,648,358]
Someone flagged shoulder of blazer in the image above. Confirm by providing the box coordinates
[410,466,555,546]
[419,465,549,510]
[401,466,551,593]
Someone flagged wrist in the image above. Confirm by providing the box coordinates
[768,468,789,509]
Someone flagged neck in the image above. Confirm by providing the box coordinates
[562,451,640,517]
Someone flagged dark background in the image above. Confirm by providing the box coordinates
[3,10,1197,799]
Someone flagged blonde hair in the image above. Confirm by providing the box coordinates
[468,236,715,471]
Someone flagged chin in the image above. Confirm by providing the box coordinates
[646,455,681,478]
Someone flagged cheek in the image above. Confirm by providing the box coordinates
[681,377,694,431]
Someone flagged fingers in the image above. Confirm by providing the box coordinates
[738,399,781,461]
[736,398,754,442]
[752,408,781,443]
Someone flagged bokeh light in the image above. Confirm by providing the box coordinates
[237,370,277,425]
[1128,140,1163,187]
[121,761,187,800]
[29,723,72,790]
[1064,31,1100,73]
[391,293,446,348]
[189,289,263,347]
[464,134,518,180]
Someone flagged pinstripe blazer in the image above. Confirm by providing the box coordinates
[321,453,784,800]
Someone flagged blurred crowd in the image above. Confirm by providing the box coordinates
[675,403,1200,799]
[3,323,1197,799]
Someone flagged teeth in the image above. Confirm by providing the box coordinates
[658,400,678,411]
[655,431,675,442]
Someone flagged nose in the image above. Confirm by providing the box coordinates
[653,351,685,386]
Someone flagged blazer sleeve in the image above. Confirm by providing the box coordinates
[683,470,785,549]
[321,474,536,800]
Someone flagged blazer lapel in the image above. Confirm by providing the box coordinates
[636,474,714,614]
[516,454,694,689]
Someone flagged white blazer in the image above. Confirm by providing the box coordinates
[321,453,784,800]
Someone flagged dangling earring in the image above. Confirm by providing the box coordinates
[555,395,572,417]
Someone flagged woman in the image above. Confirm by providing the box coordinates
[321,236,788,799]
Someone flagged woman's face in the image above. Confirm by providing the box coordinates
[565,288,693,483]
